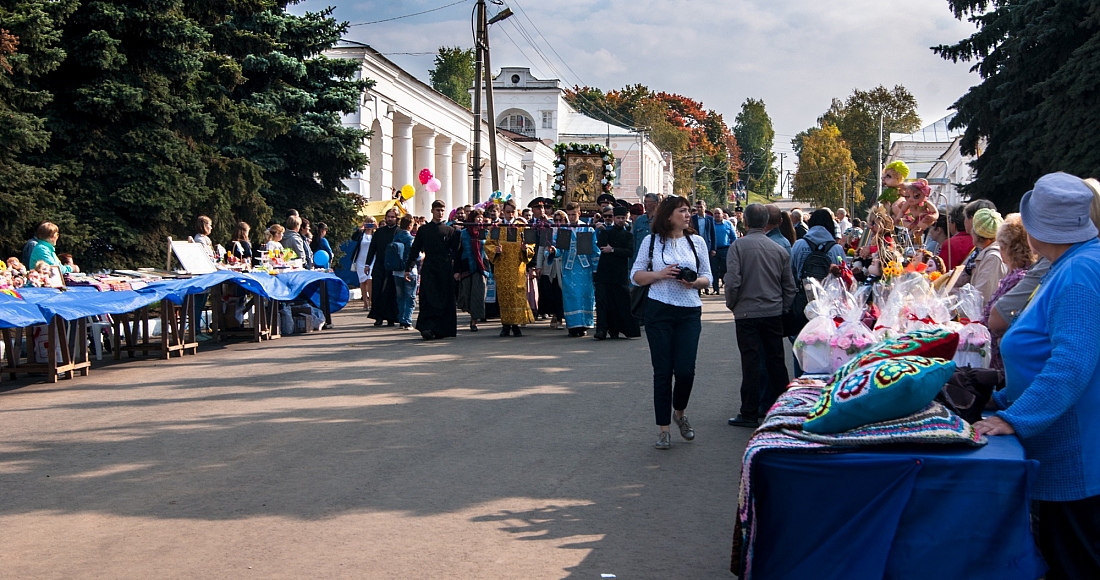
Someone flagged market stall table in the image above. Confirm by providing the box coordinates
[111,295,198,360]
[741,430,1044,580]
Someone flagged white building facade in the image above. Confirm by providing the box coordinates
[325,42,557,216]
[490,67,673,202]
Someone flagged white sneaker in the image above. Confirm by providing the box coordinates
[655,431,671,450]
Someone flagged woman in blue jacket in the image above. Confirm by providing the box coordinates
[975,172,1100,578]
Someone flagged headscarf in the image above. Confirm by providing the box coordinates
[464,223,487,273]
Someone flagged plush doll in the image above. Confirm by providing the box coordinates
[891,178,939,243]
[26,262,50,287]
[857,206,900,279]
[6,257,26,276]
[880,160,910,204]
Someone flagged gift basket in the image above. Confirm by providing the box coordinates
[953,284,992,368]
[794,278,838,374]
[830,288,877,371]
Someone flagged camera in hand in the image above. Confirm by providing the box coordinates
[676,267,698,282]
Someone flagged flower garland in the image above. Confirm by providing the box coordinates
[551,143,616,206]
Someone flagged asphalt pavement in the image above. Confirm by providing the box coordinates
[0,294,783,579]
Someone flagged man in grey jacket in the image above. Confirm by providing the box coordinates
[725,203,797,427]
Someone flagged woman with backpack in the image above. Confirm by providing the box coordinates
[788,208,848,376]
[790,208,847,282]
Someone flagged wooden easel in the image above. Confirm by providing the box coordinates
[2,316,90,383]
[112,296,199,360]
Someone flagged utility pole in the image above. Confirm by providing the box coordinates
[471,0,484,203]
[471,1,512,202]
[777,152,786,200]
[842,174,847,215]
[876,112,884,205]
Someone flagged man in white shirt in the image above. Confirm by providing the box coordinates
[835,208,852,242]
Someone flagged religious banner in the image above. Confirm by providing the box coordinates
[551,143,615,209]
[563,154,604,211]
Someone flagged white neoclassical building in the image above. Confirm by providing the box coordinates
[324,44,673,214]
[490,67,673,202]
[325,41,557,216]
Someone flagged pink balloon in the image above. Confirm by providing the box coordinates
[419,168,433,185]
[425,177,442,193]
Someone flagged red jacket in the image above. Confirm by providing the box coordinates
[939,232,974,271]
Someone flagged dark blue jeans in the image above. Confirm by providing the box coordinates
[737,315,788,420]
[394,274,417,326]
[644,298,702,426]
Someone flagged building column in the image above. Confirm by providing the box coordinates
[452,144,468,208]
[369,113,393,201]
[392,116,414,204]
[413,128,436,216]
[434,135,453,211]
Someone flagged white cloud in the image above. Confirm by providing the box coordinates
[296,0,979,149]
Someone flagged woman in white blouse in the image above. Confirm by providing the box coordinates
[631,196,713,450]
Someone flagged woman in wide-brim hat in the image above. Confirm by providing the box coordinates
[975,172,1100,579]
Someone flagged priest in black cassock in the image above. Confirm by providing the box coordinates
[364,208,401,326]
[594,206,641,340]
[406,200,460,340]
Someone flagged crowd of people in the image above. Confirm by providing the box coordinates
[356,193,660,341]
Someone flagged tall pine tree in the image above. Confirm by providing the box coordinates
[0,0,78,258]
[936,0,1100,209]
[42,0,213,267]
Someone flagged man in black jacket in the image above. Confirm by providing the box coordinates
[363,208,401,326]
[594,206,641,340]
[406,201,460,340]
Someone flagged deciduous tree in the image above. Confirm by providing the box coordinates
[818,86,920,209]
[734,98,776,197]
[792,123,862,211]
[429,46,474,108]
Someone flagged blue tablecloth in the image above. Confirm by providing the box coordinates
[0,293,49,328]
[750,435,1045,580]
[0,271,349,323]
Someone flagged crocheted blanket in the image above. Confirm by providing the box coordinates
[731,381,986,579]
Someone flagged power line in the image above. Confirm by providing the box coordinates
[508,0,585,87]
[348,0,470,27]
[500,17,639,131]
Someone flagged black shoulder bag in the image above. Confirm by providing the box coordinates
[630,234,658,320]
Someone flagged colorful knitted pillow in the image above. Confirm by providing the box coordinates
[804,356,957,434]
[829,328,959,387]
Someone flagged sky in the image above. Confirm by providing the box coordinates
[291,0,981,169]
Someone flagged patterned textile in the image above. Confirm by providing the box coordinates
[806,356,957,434]
[731,383,985,579]
[829,328,959,388]
[485,233,535,325]
[561,226,599,329]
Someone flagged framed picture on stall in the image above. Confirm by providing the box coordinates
[46,265,65,288]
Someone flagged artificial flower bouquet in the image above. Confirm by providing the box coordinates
[953,285,991,368]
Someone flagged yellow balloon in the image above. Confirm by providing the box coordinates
[401,184,415,200]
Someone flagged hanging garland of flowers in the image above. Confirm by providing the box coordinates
[551,143,616,206]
